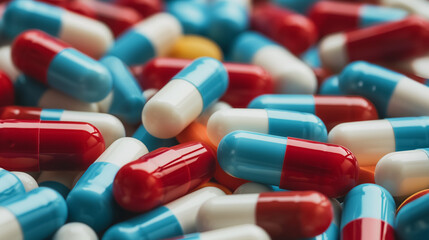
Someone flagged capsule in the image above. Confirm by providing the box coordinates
[103,187,226,240]
[341,184,395,240]
[0,70,14,106]
[38,171,79,198]
[230,31,317,94]
[168,35,223,61]
[197,191,333,239]
[319,75,342,95]
[166,225,270,240]
[114,0,162,18]
[339,61,429,118]
[207,108,328,146]
[320,16,429,71]
[271,0,319,14]
[166,0,209,35]
[0,106,125,147]
[329,117,429,166]
[0,168,37,202]
[309,2,408,37]
[14,75,99,112]
[382,0,429,20]
[106,13,182,66]
[375,148,429,197]
[306,199,341,240]
[98,56,145,124]
[12,30,112,103]
[0,119,105,171]
[0,45,20,81]
[66,138,148,232]
[114,142,216,212]
[207,0,249,51]
[138,58,273,108]
[77,0,143,37]
[396,192,429,239]
[251,3,317,55]
[218,131,359,197]
[53,222,97,240]
[3,0,113,58]
[0,187,67,240]
[142,57,228,139]
[248,94,379,130]
[391,54,429,80]
[132,124,179,152]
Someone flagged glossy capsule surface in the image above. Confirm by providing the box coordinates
[197,191,333,240]
[339,61,429,118]
[142,57,228,139]
[320,16,429,71]
[66,138,148,232]
[0,119,105,172]
[168,224,270,240]
[103,187,226,240]
[0,187,67,240]
[248,94,378,130]
[207,108,328,145]
[12,30,112,102]
[138,57,273,108]
[309,1,408,37]
[218,131,359,197]
[396,192,429,240]
[230,31,317,94]
[0,106,125,147]
[341,184,396,240]
[329,117,429,166]
[106,13,182,66]
[113,142,216,212]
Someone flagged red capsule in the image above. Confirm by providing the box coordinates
[114,0,162,18]
[251,3,318,55]
[75,1,143,37]
[113,142,216,212]
[0,71,14,107]
[137,58,274,107]
[0,120,105,172]
[0,106,41,120]
[320,16,429,71]
[36,0,97,18]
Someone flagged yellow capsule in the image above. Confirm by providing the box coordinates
[168,35,223,61]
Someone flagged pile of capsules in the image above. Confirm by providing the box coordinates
[2,0,429,239]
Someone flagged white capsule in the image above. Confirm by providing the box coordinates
[233,183,273,194]
[375,149,429,197]
[53,222,98,240]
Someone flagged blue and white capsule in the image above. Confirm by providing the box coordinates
[142,57,228,139]
[0,169,37,202]
[341,184,396,240]
[230,31,317,94]
[396,192,429,240]
[66,138,148,232]
[99,56,146,124]
[166,224,270,240]
[329,117,429,166]
[132,124,179,152]
[3,0,113,58]
[339,61,429,117]
[102,187,226,240]
[0,187,67,240]
[14,75,99,112]
[207,108,328,146]
[106,13,182,66]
